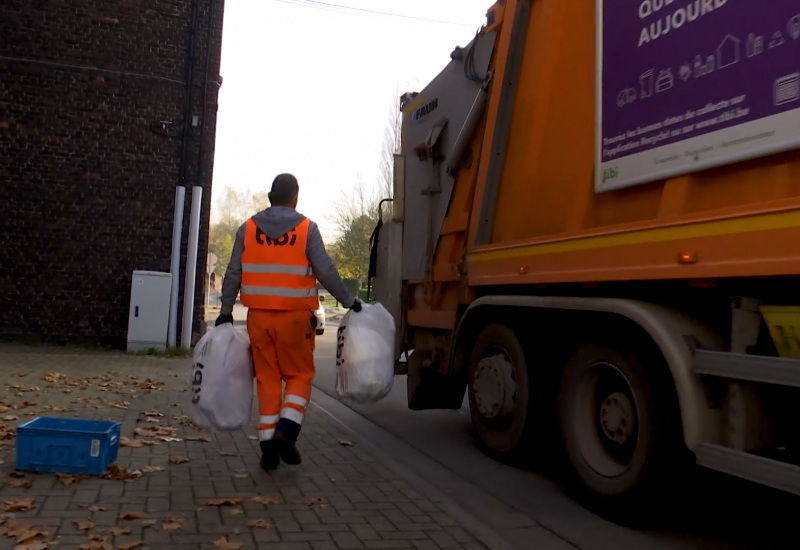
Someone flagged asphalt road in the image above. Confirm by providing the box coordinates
[310,326,798,550]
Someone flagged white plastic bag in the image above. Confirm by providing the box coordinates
[335,302,396,403]
[191,324,254,431]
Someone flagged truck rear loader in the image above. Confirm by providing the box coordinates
[371,0,800,511]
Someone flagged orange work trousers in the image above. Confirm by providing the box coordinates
[246,309,315,441]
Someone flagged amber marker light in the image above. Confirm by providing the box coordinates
[518,266,528,274]
[678,252,698,264]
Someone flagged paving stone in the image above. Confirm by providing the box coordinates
[0,348,490,550]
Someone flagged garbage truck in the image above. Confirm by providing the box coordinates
[371,0,800,510]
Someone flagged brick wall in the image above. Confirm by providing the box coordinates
[0,0,224,348]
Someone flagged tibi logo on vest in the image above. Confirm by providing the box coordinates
[255,227,297,247]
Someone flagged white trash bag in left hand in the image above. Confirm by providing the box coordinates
[335,302,396,404]
[191,323,254,431]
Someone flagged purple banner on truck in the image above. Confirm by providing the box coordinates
[596,0,800,191]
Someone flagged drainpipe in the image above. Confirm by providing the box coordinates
[181,186,203,349]
[167,185,185,348]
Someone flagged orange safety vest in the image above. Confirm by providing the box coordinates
[239,217,319,311]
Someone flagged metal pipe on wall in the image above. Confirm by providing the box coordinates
[167,186,186,348]
[181,186,203,349]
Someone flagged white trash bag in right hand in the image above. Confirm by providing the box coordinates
[335,302,396,404]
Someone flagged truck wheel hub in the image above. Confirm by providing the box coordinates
[473,354,516,419]
[600,391,634,444]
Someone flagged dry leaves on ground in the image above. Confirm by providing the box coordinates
[168,455,189,465]
[2,415,18,421]
[183,435,212,442]
[8,479,31,489]
[15,541,56,550]
[301,497,329,508]
[56,473,83,486]
[119,437,145,448]
[101,465,146,481]
[140,465,165,474]
[78,540,112,550]
[120,511,147,521]
[219,450,235,456]
[212,537,244,550]
[40,372,65,383]
[0,521,49,544]
[104,526,130,536]
[160,518,184,532]
[204,498,242,507]
[73,519,93,531]
[77,504,106,513]
[247,519,272,529]
[133,426,176,438]
[338,440,354,446]
[228,508,243,516]
[142,410,163,417]
[0,426,15,440]
[3,498,35,512]
[118,542,143,550]
[250,496,281,506]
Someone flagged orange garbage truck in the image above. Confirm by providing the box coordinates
[371,0,800,510]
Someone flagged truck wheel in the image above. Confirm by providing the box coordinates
[468,324,531,455]
[558,341,677,510]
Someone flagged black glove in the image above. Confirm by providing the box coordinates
[215,313,234,326]
[350,299,362,312]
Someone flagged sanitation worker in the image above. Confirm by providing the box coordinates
[216,173,361,470]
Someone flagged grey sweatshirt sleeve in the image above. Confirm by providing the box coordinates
[220,223,245,316]
[306,221,356,308]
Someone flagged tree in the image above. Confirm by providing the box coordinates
[208,186,270,276]
[327,94,401,290]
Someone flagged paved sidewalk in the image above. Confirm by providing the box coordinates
[0,347,488,550]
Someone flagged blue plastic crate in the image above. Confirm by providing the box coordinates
[15,417,121,475]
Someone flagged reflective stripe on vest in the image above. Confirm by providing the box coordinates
[239,217,319,311]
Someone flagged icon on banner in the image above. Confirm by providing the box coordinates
[716,35,741,69]
[746,34,764,58]
[693,55,715,78]
[656,69,674,93]
[640,69,654,99]
[617,88,637,108]
[769,31,786,49]
[679,63,693,82]
[775,74,800,106]
[788,15,800,40]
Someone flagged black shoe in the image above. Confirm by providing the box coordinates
[274,432,302,465]
[260,440,279,470]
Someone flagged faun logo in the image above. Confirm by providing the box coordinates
[256,227,297,246]
[411,98,439,122]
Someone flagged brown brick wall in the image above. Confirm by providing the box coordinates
[0,0,224,348]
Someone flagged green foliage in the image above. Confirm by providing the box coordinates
[208,186,270,276]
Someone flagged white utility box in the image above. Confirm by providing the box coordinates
[126,270,172,353]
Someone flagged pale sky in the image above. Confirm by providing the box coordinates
[210,0,491,240]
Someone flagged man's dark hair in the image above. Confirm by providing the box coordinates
[268,173,299,206]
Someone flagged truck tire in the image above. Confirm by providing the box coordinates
[468,324,531,455]
[557,340,678,512]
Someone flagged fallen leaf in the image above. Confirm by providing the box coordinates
[119,437,144,448]
[145,417,160,423]
[160,518,183,531]
[142,410,163,417]
[219,450,235,457]
[212,537,243,550]
[101,465,142,481]
[338,440,354,446]
[9,472,25,478]
[183,435,211,442]
[158,437,182,442]
[204,498,242,507]
[73,519,93,531]
[301,497,329,508]
[104,526,130,536]
[247,519,272,529]
[15,526,49,543]
[140,465,165,474]
[140,519,157,528]
[3,498,35,512]
[77,504,106,512]
[228,508,243,516]
[169,455,189,465]
[250,496,281,505]
[8,480,31,489]
[15,541,55,550]
[41,373,65,383]
[109,401,129,410]
[2,415,18,421]
[78,541,112,550]
[120,511,147,520]
[118,542,143,550]
[56,473,80,486]
[88,533,106,541]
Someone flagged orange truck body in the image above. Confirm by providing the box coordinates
[373,0,800,503]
